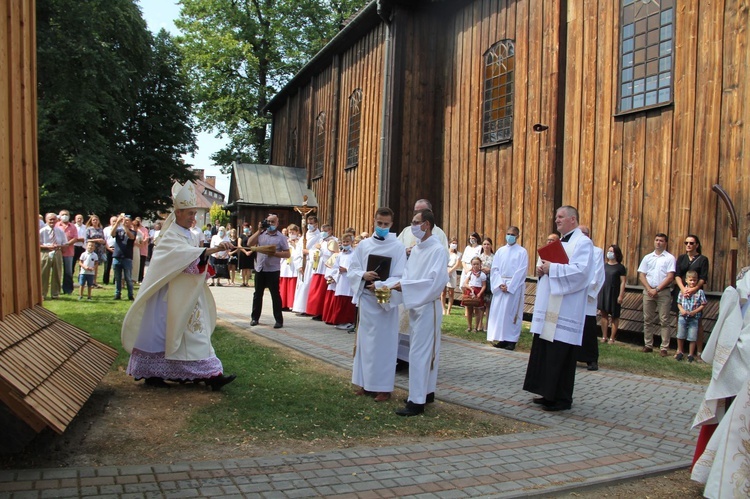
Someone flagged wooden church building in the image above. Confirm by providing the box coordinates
[265,0,749,290]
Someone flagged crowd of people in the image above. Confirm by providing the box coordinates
[44,191,750,493]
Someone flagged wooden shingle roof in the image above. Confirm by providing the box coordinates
[0,306,117,434]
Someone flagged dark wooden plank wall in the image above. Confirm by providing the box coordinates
[436,0,560,261]
[0,0,40,319]
[270,27,386,235]
[563,0,750,289]
[334,25,386,234]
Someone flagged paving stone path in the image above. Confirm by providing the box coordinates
[0,286,706,498]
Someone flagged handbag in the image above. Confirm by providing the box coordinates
[461,294,482,307]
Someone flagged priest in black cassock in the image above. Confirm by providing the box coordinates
[524,206,593,411]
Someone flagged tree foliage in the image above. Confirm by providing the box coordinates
[209,202,230,227]
[37,0,197,218]
[176,0,367,171]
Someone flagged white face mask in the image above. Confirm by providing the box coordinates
[307,224,316,232]
[469,238,477,245]
[60,215,69,223]
[449,243,457,250]
[290,234,299,240]
[606,251,615,260]
[411,223,426,240]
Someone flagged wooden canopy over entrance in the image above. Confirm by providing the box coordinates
[1,0,117,446]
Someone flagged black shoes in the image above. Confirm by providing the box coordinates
[543,402,572,412]
[587,362,599,371]
[493,341,516,350]
[144,377,170,388]
[532,397,554,406]
[532,397,571,411]
[402,392,435,404]
[396,401,425,417]
[205,373,237,391]
[250,319,259,326]
[274,322,283,329]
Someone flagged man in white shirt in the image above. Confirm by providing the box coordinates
[39,212,68,300]
[637,233,676,356]
[73,213,87,272]
[102,215,117,285]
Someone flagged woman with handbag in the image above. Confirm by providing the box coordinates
[461,256,487,332]
[209,226,230,286]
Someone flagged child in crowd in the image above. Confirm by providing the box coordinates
[460,256,486,332]
[675,270,707,363]
[78,241,98,300]
[329,233,357,330]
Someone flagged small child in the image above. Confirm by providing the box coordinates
[675,270,707,363]
[79,241,99,300]
[460,256,487,332]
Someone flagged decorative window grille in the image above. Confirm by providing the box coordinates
[313,112,326,179]
[346,89,362,169]
[618,0,674,113]
[482,40,514,147]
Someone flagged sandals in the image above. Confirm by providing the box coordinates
[608,339,615,344]
[601,337,608,343]
[675,352,684,361]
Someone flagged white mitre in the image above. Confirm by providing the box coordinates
[173,180,198,209]
[155,180,199,245]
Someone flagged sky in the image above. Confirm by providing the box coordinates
[138,0,231,197]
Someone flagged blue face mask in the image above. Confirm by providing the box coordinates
[320,231,329,239]
[341,245,351,251]
[505,234,516,245]
[374,226,390,238]
[267,225,277,232]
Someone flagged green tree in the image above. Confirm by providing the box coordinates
[176,0,367,171]
[36,0,196,217]
[209,202,230,227]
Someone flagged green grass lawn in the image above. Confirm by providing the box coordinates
[43,287,525,445]
[440,305,712,383]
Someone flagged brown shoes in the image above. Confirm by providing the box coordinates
[354,387,375,397]
[374,392,391,402]
[659,349,669,357]
[641,347,653,353]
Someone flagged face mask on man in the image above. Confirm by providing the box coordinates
[411,223,426,240]
[505,234,516,245]
[60,215,69,223]
[320,231,329,239]
[307,224,316,232]
[218,231,225,237]
[341,244,351,251]
[606,251,615,260]
[374,226,390,238]
[267,225,277,232]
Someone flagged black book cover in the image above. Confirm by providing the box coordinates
[367,254,391,281]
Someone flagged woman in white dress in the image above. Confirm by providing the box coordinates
[442,237,462,315]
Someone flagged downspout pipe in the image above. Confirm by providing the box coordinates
[377,0,394,207]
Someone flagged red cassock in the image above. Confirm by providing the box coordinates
[279,276,297,309]
[305,274,327,316]
[326,295,356,325]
